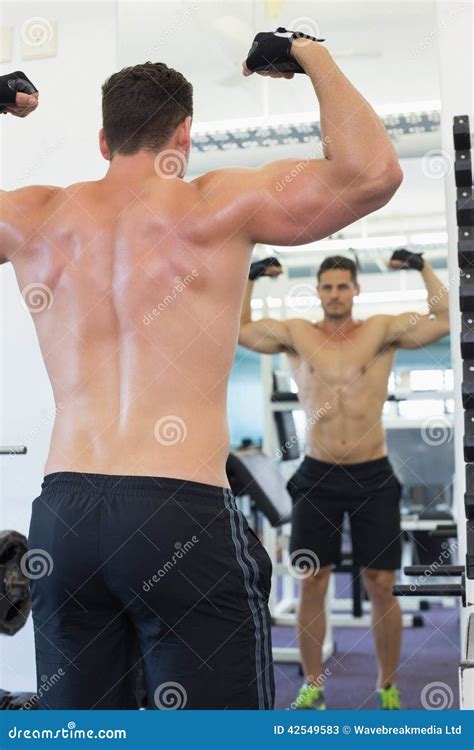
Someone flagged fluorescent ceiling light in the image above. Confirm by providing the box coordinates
[409,232,448,245]
[192,101,441,135]
[275,231,446,256]
[252,289,429,310]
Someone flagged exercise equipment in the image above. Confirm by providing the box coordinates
[0,530,31,636]
[393,114,474,708]
[0,689,37,710]
[227,449,334,665]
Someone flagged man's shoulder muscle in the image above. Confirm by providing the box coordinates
[0,185,61,263]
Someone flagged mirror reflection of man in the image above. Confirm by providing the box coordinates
[239,251,450,709]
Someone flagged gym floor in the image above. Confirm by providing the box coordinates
[273,578,460,710]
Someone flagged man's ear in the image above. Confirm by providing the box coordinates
[99,128,110,161]
[177,116,192,152]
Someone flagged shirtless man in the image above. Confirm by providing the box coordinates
[0,34,402,710]
[239,253,450,709]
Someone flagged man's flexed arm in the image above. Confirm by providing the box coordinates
[239,257,295,354]
[382,252,450,350]
[195,36,403,247]
[0,72,40,264]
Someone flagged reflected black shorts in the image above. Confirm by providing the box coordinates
[28,472,274,710]
[288,456,402,570]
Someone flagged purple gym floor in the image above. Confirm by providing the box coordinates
[272,601,460,710]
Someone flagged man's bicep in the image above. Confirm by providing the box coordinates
[242,159,398,246]
[386,312,451,349]
[239,319,292,354]
[193,162,364,246]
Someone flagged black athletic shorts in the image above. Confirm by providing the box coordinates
[287,456,402,571]
[27,472,274,710]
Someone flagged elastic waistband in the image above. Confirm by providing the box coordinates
[300,455,392,479]
[41,471,230,500]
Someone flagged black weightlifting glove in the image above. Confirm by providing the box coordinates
[0,71,38,113]
[390,248,424,271]
[249,257,282,281]
[245,27,325,75]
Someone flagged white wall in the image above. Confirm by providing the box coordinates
[0,0,117,692]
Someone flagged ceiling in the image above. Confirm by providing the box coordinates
[117,0,441,123]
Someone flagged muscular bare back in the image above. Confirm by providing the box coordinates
[285,318,395,464]
[7,178,253,486]
[1,39,406,487]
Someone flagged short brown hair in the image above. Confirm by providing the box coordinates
[101,62,193,158]
[317,255,358,283]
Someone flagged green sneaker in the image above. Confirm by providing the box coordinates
[293,683,326,710]
[377,684,401,710]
